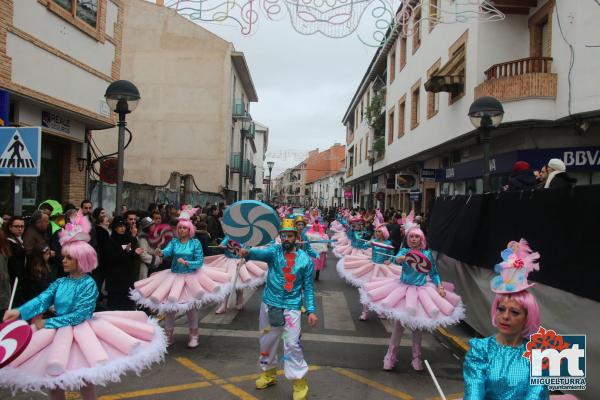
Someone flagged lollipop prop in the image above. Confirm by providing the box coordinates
[8,277,18,310]
[223,201,280,247]
[424,360,446,400]
[405,250,433,273]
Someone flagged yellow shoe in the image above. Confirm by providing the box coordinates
[292,378,309,400]
[255,368,277,389]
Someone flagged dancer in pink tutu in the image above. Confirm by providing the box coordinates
[337,224,401,321]
[305,219,329,281]
[0,211,166,399]
[130,207,231,348]
[332,217,371,259]
[360,226,464,372]
[207,236,268,314]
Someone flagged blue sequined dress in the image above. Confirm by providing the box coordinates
[463,336,549,400]
[0,275,166,392]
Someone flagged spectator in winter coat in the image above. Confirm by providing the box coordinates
[104,217,142,310]
[195,221,212,256]
[0,229,12,317]
[4,216,26,306]
[136,217,160,279]
[21,245,52,303]
[23,211,50,257]
[544,158,577,189]
[505,161,537,191]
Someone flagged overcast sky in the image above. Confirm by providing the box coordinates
[167,5,382,177]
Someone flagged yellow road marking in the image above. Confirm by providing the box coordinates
[228,365,322,382]
[65,392,81,399]
[98,381,212,399]
[427,393,464,400]
[220,383,260,400]
[175,357,263,400]
[331,367,414,400]
[175,357,220,380]
[436,327,470,352]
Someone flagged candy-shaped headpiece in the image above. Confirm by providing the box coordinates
[491,238,541,294]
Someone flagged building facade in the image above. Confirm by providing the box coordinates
[0,0,123,214]
[343,0,600,214]
[308,171,345,208]
[91,0,259,210]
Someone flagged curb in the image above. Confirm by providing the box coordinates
[434,326,471,359]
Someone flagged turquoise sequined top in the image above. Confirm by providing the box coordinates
[18,275,98,329]
[220,236,241,259]
[394,248,441,286]
[371,239,394,264]
[162,238,204,273]
[464,336,549,400]
[298,230,318,259]
[248,244,316,314]
[348,230,370,249]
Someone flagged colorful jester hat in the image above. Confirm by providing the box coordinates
[491,238,541,294]
[179,204,199,221]
[58,210,91,246]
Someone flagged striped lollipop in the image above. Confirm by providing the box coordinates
[223,201,280,247]
[405,250,432,274]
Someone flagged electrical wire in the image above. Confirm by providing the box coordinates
[555,2,575,116]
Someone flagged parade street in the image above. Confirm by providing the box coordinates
[2,249,464,400]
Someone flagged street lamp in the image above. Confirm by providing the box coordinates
[468,96,504,193]
[238,113,252,201]
[104,80,140,216]
[367,149,375,209]
[267,161,274,204]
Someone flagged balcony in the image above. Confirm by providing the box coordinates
[230,153,241,171]
[242,122,255,139]
[475,57,556,102]
[232,99,245,118]
[242,160,253,178]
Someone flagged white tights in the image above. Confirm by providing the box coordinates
[164,309,200,331]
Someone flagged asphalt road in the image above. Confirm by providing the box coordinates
[1,248,465,400]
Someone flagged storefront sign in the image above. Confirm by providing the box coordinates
[421,168,436,181]
[518,146,600,171]
[395,173,419,190]
[409,190,421,202]
[42,111,70,133]
[344,190,353,199]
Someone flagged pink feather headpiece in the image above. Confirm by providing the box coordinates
[402,210,419,233]
[179,205,199,221]
[59,210,91,246]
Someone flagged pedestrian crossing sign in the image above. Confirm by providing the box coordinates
[0,127,41,177]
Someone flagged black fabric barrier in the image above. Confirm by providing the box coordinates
[427,185,600,302]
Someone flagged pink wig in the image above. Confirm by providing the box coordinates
[62,241,97,273]
[375,224,389,240]
[406,227,426,249]
[308,221,325,236]
[491,291,540,338]
[176,219,196,238]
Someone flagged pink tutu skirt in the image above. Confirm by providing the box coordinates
[130,267,232,314]
[336,254,401,287]
[331,231,350,245]
[312,252,327,271]
[359,277,465,331]
[0,311,166,392]
[332,243,372,259]
[330,221,345,232]
[203,255,268,290]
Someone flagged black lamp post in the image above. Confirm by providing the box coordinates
[468,96,504,193]
[238,113,252,201]
[267,161,274,204]
[104,80,140,216]
[367,149,375,209]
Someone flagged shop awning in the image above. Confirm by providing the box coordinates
[424,46,465,94]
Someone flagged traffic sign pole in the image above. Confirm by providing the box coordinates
[13,176,22,216]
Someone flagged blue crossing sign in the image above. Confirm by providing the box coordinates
[0,127,41,177]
